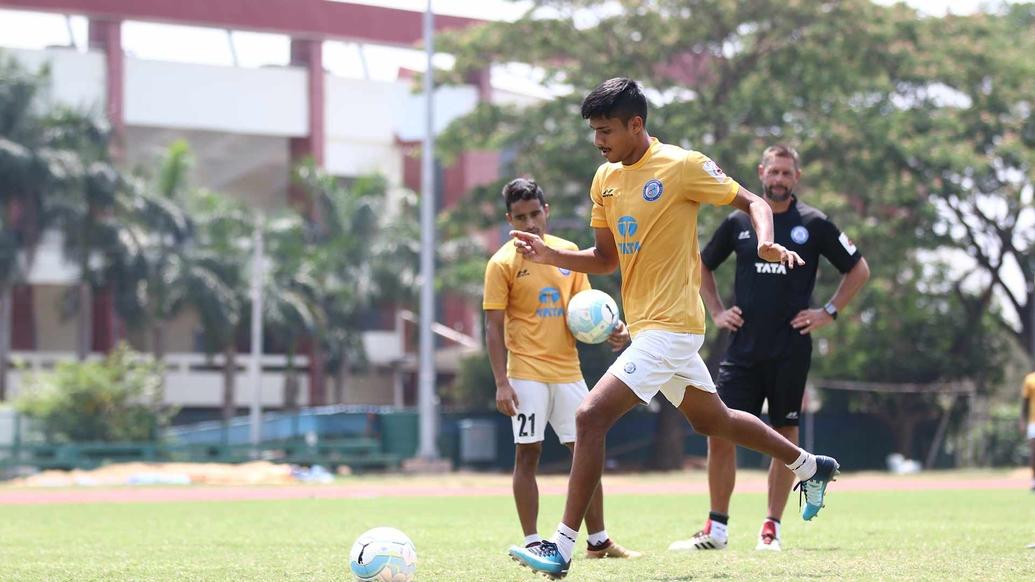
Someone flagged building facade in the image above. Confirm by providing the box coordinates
[0,0,520,415]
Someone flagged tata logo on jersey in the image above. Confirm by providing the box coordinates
[754,262,788,275]
[616,215,640,255]
[536,287,564,317]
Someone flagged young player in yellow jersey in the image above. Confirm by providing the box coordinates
[484,178,641,561]
[1021,371,1035,491]
[507,79,841,579]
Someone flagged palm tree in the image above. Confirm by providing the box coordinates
[295,165,384,404]
[186,189,250,420]
[117,141,195,361]
[0,54,123,392]
[261,212,321,410]
[44,109,124,360]
[0,58,42,397]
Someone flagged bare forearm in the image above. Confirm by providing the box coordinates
[730,186,774,246]
[541,247,619,274]
[700,266,725,316]
[485,322,509,387]
[828,258,870,311]
[747,199,774,245]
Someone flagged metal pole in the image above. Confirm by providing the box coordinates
[248,217,265,448]
[417,0,439,459]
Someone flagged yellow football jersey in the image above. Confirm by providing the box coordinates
[590,138,739,335]
[483,234,591,383]
[1024,372,1035,423]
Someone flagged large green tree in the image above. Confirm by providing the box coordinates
[436,0,1028,465]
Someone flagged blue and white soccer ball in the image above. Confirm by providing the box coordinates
[349,527,417,582]
[566,289,620,344]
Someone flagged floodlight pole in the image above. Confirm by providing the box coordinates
[248,216,265,448]
[417,0,439,459]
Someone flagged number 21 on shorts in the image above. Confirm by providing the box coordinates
[516,413,536,437]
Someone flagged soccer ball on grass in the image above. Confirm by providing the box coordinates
[349,527,417,582]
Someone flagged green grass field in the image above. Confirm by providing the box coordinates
[0,474,1032,581]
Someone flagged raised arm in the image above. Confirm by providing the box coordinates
[730,186,803,268]
[509,227,620,274]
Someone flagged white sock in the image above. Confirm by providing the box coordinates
[708,520,729,542]
[787,450,817,481]
[551,523,578,562]
[587,530,609,547]
[524,533,542,546]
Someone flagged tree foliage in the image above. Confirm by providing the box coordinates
[436,1,1033,460]
[14,344,175,442]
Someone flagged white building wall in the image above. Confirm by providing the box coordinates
[8,47,105,111]
[396,85,480,141]
[30,286,77,352]
[325,78,480,183]
[325,77,405,182]
[124,59,308,136]
[25,231,79,286]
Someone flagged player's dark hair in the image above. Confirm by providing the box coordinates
[761,144,801,172]
[502,178,546,212]
[581,78,648,126]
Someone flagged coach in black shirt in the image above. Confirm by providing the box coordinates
[673,145,869,553]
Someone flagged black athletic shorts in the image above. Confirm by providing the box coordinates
[716,344,812,428]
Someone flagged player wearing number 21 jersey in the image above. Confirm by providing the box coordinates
[483,178,640,561]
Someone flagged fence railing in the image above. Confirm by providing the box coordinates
[5,351,310,408]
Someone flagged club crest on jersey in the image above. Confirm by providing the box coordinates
[558,267,571,276]
[642,179,664,202]
[791,226,809,244]
[702,160,727,182]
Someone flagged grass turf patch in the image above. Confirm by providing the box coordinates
[0,479,1031,580]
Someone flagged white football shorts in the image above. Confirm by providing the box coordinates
[608,330,717,406]
[508,378,588,444]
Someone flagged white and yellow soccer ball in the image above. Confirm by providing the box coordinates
[348,527,417,582]
[566,289,620,344]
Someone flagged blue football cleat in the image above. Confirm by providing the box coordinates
[795,455,840,521]
[508,540,571,580]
